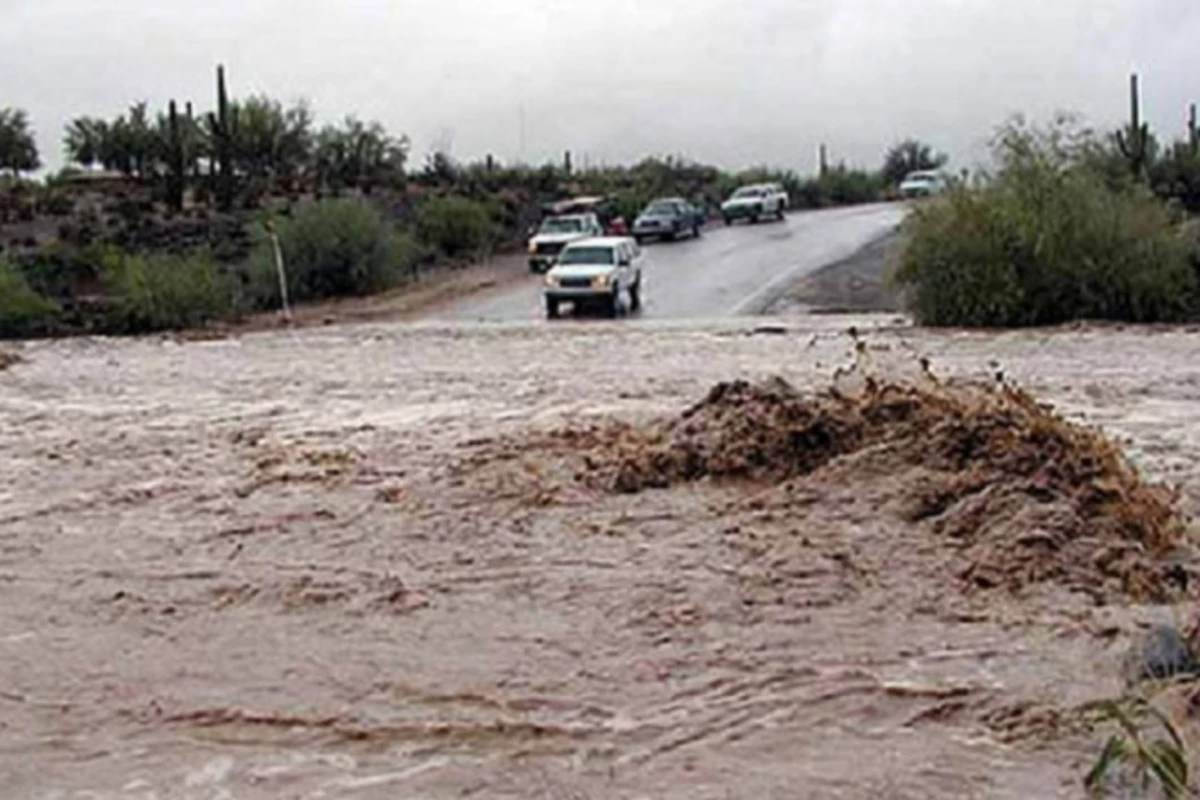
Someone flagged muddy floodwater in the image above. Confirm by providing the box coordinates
[3,317,1200,798]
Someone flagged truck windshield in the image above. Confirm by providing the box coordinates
[558,246,615,265]
[540,218,584,234]
[733,187,764,198]
[644,201,677,215]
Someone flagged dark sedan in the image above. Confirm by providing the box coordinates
[632,198,705,243]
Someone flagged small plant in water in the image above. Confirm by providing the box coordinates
[1085,699,1191,798]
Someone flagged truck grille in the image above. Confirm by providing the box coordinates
[558,277,592,289]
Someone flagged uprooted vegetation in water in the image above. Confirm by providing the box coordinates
[0,348,22,371]
[577,373,1184,601]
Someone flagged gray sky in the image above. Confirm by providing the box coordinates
[2,0,1198,174]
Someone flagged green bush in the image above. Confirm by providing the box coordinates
[415,195,497,258]
[896,120,1195,327]
[0,258,59,338]
[254,199,420,305]
[103,248,233,333]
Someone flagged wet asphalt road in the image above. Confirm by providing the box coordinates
[438,203,907,321]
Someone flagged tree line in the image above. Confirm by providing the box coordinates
[0,62,950,209]
[1,66,408,210]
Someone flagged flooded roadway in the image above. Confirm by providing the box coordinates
[4,316,1200,798]
[439,204,906,321]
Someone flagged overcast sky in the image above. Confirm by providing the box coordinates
[2,0,1198,174]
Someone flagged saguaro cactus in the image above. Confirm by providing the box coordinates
[208,64,236,211]
[165,99,185,211]
[185,101,201,184]
[1190,103,1197,153]
[1115,73,1151,179]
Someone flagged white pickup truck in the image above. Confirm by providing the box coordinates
[721,183,788,224]
[527,213,604,273]
[543,237,643,319]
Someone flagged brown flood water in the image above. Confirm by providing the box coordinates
[2,316,1200,798]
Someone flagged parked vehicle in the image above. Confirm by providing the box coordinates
[542,195,630,235]
[632,197,705,243]
[543,237,643,319]
[898,170,947,198]
[721,183,788,224]
[527,212,604,273]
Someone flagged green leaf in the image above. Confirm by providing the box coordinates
[1085,736,1128,793]
[1145,740,1189,799]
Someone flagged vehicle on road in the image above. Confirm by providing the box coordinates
[721,183,788,224]
[543,237,643,319]
[632,197,705,243]
[898,170,947,198]
[527,212,604,273]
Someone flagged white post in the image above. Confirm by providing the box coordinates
[267,221,290,320]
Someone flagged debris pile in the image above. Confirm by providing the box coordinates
[594,376,1184,599]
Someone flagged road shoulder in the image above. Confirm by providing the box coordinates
[766,227,907,315]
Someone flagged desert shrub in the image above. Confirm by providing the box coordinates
[896,120,1194,327]
[415,195,498,258]
[252,199,420,305]
[0,258,59,338]
[102,248,233,333]
[817,166,885,206]
[16,242,106,301]
[1151,142,1200,214]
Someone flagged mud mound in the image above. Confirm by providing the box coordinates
[598,377,1183,600]
[0,349,22,371]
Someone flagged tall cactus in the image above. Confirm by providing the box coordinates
[185,101,201,184]
[165,99,185,211]
[1190,103,1197,153]
[208,64,236,211]
[1115,73,1151,179]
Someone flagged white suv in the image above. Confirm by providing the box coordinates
[543,237,643,319]
[721,183,788,224]
[527,213,604,273]
[899,171,947,198]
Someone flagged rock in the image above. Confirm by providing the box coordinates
[1127,625,1197,683]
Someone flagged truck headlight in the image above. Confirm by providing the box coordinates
[592,274,610,289]
[528,241,538,254]
[544,274,558,287]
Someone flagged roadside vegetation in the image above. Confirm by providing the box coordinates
[897,77,1200,328]
[0,65,906,338]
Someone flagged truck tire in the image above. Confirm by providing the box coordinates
[546,298,560,319]
[604,288,619,318]
[776,205,786,221]
[723,216,732,226]
[629,279,641,312]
